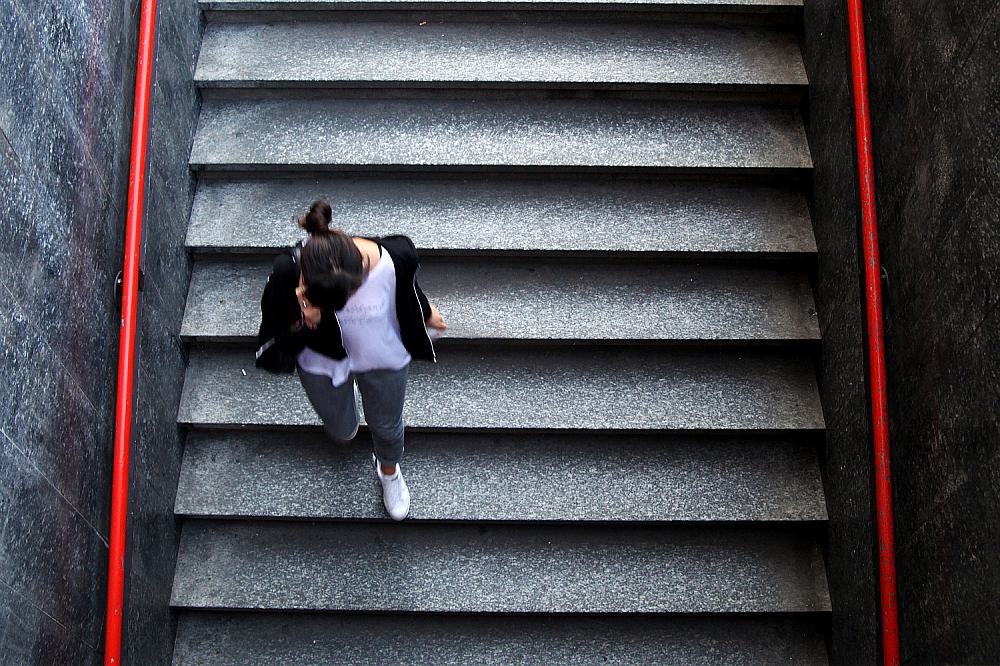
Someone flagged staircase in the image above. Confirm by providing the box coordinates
[170,0,830,662]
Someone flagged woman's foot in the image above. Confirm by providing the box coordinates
[374,454,410,521]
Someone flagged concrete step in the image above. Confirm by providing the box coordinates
[170,520,830,612]
[200,0,802,14]
[196,21,806,91]
[173,611,828,665]
[190,98,811,172]
[177,345,824,430]
[200,0,803,15]
[175,431,827,521]
[180,257,820,343]
[186,177,815,257]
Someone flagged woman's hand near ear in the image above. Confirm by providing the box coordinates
[295,281,323,329]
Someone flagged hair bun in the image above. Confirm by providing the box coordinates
[299,199,332,234]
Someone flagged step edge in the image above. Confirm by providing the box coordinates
[199,0,805,10]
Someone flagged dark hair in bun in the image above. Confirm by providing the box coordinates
[300,229,364,311]
[298,199,332,234]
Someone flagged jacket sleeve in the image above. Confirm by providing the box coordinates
[415,279,432,321]
[263,254,311,353]
[383,234,433,321]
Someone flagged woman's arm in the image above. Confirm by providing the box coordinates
[415,276,447,330]
[265,254,321,350]
[382,234,447,331]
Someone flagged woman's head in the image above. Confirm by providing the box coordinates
[298,200,364,310]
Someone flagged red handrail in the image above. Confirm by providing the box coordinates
[846,2,900,664]
[104,1,158,664]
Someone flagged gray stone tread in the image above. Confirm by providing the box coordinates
[187,177,816,255]
[173,611,828,665]
[170,520,831,612]
[190,98,811,171]
[175,431,828,521]
[196,21,806,88]
[202,0,803,11]
[177,345,824,430]
[180,257,820,342]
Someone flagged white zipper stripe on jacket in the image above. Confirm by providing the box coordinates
[255,337,276,360]
[412,265,436,362]
[333,310,345,350]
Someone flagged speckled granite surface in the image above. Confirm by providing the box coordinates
[186,177,815,255]
[196,21,806,88]
[171,520,830,612]
[173,612,828,665]
[0,0,202,663]
[180,257,819,341]
[198,0,803,10]
[175,430,827,521]
[202,0,803,9]
[190,98,811,170]
[177,345,825,430]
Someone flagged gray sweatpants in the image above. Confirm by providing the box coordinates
[297,363,409,465]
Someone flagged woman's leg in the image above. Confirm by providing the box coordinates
[355,364,409,466]
[297,365,360,441]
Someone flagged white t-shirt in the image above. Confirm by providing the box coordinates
[297,249,412,386]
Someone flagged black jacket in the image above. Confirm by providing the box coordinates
[255,235,436,373]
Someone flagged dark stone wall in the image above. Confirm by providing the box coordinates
[801,2,881,664]
[803,1,1000,664]
[861,2,1000,663]
[0,1,201,663]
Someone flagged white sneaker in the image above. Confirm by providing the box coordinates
[374,454,410,521]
